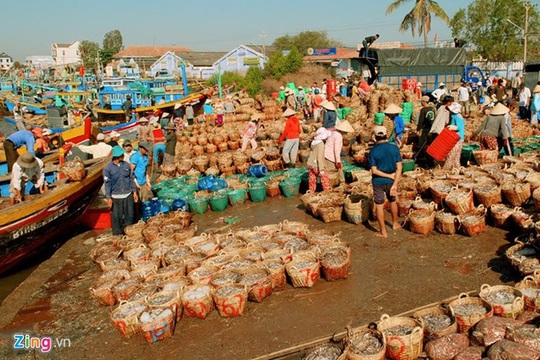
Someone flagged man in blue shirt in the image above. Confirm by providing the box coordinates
[130,143,152,202]
[369,126,402,238]
[3,128,43,172]
[104,146,138,235]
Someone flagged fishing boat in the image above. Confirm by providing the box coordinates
[0,157,107,275]
[0,117,98,176]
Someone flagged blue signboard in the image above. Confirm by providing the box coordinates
[312,47,337,56]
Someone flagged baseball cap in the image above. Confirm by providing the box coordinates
[373,126,387,136]
[96,133,105,141]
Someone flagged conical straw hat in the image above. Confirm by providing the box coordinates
[383,104,402,114]
[490,102,510,115]
[335,120,354,133]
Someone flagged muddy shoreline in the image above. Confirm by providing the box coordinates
[0,196,517,360]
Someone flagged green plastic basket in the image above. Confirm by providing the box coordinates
[280,178,301,198]
[188,197,209,214]
[402,159,416,173]
[248,184,267,202]
[209,194,228,212]
[227,188,247,206]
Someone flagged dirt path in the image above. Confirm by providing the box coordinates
[0,196,517,360]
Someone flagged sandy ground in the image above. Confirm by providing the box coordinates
[0,196,519,360]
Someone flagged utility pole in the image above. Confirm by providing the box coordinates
[260,32,267,57]
[524,1,531,65]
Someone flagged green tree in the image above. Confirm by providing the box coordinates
[272,31,341,56]
[103,30,123,54]
[243,66,264,96]
[265,47,304,79]
[79,40,100,74]
[386,0,450,48]
[450,0,540,62]
[101,30,123,65]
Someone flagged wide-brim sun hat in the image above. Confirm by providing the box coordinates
[490,102,510,115]
[174,103,181,109]
[321,100,336,111]
[110,131,121,138]
[282,108,296,117]
[383,104,403,114]
[112,145,124,158]
[42,128,53,136]
[96,133,105,141]
[335,120,354,133]
[448,103,462,114]
[533,85,540,94]
[138,117,149,123]
[17,152,38,169]
[421,95,430,102]
[161,112,170,118]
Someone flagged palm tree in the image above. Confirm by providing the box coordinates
[386,0,450,48]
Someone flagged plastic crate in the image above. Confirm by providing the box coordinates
[426,128,460,161]
[81,208,111,229]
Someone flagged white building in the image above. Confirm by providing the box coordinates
[25,55,55,69]
[213,45,267,73]
[0,52,13,71]
[51,41,81,66]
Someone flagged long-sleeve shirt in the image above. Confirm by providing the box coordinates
[474,115,509,139]
[7,130,36,155]
[10,158,45,192]
[279,116,301,142]
[450,114,465,141]
[242,121,258,138]
[324,131,343,164]
[430,106,450,134]
[103,160,136,199]
[78,142,112,158]
[185,106,194,119]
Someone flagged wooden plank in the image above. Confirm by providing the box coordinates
[252,290,477,360]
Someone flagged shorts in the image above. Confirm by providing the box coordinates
[373,183,396,205]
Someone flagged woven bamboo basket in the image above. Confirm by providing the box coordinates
[205,143,217,154]
[181,284,214,319]
[448,294,493,333]
[228,140,240,150]
[300,191,320,213]
[479,284,524,319]
[124,220,147,238]
[212,284,248,317]
[435,211,459,235]
[318,204,344,223]
[460,205,487,237]
[413,305,457,341]
[281,219,309,237]
[91,278,122,306]
[139,307,176,344]
[445,187,474,215]
[514,276,540,312]
[407,210,435,235]
[236,163,250,174]
[473,150,498,165]
[430,180,454,207]
[320,246,350,281]
[146,290,183,321]
[489,204,515,228]
[473,184,502,208]
[344,194,370,225]
[502,182,531,206]
[261,259,287,289]
[111,300,148,338]
[285,253,320,288]
[377,314,424,360]
[411,196,437,213]
[176,159,193,175]
[533,187,540,212]
[344,324,386,360]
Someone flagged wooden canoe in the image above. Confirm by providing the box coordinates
[0,157,107,275]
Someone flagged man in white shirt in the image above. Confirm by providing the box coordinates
[431,83,447,105]
[70,133,112,159]
[518,84,532,121]
[10,152,47,204]
[458,81,471,117]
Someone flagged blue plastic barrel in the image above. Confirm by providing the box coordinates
[247,164,268,178]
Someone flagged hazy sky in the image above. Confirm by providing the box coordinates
[1,0,474,61]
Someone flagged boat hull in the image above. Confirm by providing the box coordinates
[0,159,106,275]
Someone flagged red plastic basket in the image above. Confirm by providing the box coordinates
[426,128,460,161]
